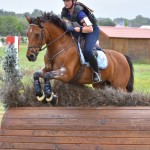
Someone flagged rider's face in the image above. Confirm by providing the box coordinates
[63,0,73,9]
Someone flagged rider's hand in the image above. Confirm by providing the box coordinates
[66,26,75,32]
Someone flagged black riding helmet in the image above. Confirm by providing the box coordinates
[63,0,77,9]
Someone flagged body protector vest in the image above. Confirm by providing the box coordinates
[61,2,97,26]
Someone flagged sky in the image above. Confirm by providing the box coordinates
[0,0,150,19]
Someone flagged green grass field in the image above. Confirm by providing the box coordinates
[134,64,150,93]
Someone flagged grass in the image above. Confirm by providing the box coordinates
[134,64,150,93]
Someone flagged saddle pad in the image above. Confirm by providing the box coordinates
[83,51,108,69]
[97,51,108,69]
[77,41,108,69]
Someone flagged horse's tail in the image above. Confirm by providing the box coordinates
[125,55,134,92]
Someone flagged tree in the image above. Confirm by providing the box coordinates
[97,18,116,26]
[0,16,28,36]
[31,9,44,17]
[16,21,23,36]
[0,16,19,36]
[131,15,150,27]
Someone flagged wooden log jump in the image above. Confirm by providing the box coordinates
[1,107,150,150]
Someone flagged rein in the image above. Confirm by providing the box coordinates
[45,30,77,63]
[46,41,76,63]
[39,30,68,51]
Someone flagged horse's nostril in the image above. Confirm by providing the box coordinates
[30,54,34,58]
[27,54,36,61]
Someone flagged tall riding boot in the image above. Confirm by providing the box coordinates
[89,55,102,83]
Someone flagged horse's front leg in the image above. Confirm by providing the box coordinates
[33,68,47,101]
[44,67,66,103]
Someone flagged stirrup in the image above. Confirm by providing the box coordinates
[93,72,102,83]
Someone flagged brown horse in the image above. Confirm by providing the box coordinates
[25,13,134,104]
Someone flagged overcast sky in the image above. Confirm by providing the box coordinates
[0,0,150,19]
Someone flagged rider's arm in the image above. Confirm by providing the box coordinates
[74,11,93,33]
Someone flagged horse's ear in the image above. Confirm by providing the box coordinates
[36,17,43,27]
[25,15,32,24]
[36,17,41,24]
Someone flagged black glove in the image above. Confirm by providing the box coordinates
[66,26,75,32]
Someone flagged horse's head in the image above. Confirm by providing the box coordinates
[25,16,46,62]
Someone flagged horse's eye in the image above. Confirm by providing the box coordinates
[35,33,40,39]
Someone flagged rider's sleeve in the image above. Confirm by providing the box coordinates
[77,11,92,26]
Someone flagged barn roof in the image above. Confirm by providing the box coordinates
[99,26,150,39]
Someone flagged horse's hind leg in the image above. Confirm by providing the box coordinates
[33,71,45,101]
[111,79,127,92]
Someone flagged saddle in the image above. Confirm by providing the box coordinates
[77,37,108,69]
[79,37,103,57]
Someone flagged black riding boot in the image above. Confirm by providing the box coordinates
[89,55,102,83]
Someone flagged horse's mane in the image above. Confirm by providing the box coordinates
[31,12,67,30]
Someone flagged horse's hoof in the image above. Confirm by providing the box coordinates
[50,95,58,106]
[46,92,54,102]
[36,91,45,101]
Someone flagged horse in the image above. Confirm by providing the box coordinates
[25,12,134,104]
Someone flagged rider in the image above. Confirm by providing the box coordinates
[61,0,102,83]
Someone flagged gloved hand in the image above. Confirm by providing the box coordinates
[66,26,75,32]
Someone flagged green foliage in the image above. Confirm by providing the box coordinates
[2,45,20,81]
[0,9,47,36]
[1,44,24,87]
[0,16,24,36]
[0,44,25,108]
[97,18,116,26]
[16,21,23,36]
[0,9,16,16]
[131,15,150,27]
[114,15,150,27]
[31,9,44,18]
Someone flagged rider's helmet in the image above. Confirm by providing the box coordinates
[63,0,77,9]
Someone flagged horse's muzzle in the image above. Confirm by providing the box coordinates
[26,54,37,62]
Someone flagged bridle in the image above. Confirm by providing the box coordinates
[27,23,76,62]
[27,24,46,56]
[28,24,68,54]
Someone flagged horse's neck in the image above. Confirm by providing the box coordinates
[45,23,70,47]
[45,23,74,53]
[44,23,81,76]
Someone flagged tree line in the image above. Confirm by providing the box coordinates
[0,9,150,36]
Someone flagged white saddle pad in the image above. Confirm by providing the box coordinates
[82,51,108,69]
[97,51,108,69]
